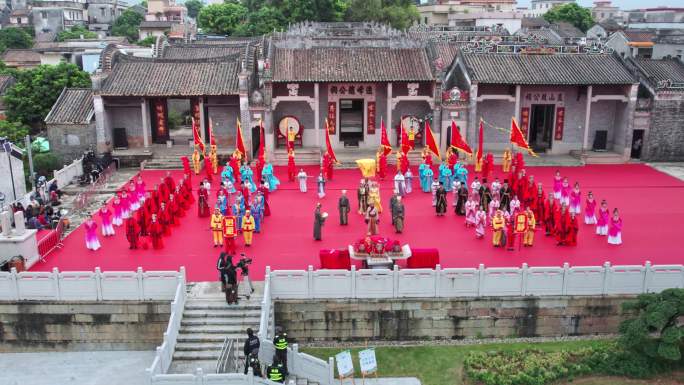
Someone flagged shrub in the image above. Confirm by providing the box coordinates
[32,152,63,179]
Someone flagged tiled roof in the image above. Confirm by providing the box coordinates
[1,49,40,64]
[633,58,684,87]
[272,47,433,82]
[461,52,636,85]
[522,29,563,44]
[550,22,584,39]
[45,88,94,125]
[430,42,460,67]
[100,54,241,96]
[521,17,550,29]
[0,75,16,95]
[162,43,247,60]
[623,30,655,42]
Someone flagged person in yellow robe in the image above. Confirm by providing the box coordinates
[475,154,483,173]
[192,147,202,175]
[209,144,219,174]
[210,207,223,247]
[524,207,536,247]
[491,209,506,247]
[242,209,255,246]
[502,148,512,173]
[368,183,382,214]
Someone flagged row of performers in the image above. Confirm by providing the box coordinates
[186,149,281,193]
[83,172,195,250]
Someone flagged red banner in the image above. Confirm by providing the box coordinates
[520,107,530,138]
[327,102,336,134]
[366,101,376,134]
[555,106,565,141]
[154,99,168,142]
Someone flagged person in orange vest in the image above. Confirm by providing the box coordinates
[192,147,202,175]
[222,213,237,254]
[210,207,223,247]
[241,209,255,246]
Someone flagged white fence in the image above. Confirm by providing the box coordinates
[0,267,184,301]
[268,262,684,300]
[53,157,84,188]
[149,369,279,385]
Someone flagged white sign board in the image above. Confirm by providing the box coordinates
[335,350,354,377]
[358,348,377,374]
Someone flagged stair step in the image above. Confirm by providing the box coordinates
[175,342,225,351]
[168,359,217,374]
[179,324,258,334]
[181,317,261,326]
[173,350,222,360]
[184,303,262,311]
[183,309,263,318]
[177,333,244,343]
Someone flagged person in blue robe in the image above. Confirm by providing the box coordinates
[421,167,434,193]
[261,163,280,192]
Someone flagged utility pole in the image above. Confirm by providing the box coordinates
[25,135,35,192]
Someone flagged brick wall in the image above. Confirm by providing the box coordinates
[643,94,684,161]
[275,296,634,342]
[0,301,170,352]
[47,123,97,163]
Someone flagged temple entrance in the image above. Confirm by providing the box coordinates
[339,99,364,147]
[529,104,554,152]
[251,125,261,158]
[149,98,170,144]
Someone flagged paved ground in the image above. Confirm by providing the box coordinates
[648,162,684,181]
[0,350,154,385]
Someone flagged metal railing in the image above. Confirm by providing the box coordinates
[216,337,239,374]
[74,162,116,213]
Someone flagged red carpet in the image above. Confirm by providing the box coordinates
[30,164,684,282]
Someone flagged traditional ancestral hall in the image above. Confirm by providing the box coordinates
[70,22,684,162]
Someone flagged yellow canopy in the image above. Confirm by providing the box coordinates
[356,158,376,178]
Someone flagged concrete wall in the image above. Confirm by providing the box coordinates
[0,150,27,203]
[275,296,634,342]
[0,301,170,352]
[643,94,684,161]
[652,43,684,60]
[206,98,240,148]
[47,123,96,163]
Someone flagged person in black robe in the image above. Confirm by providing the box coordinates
[393,196,405,233]
[435,182,447,216]
[479,179,492,212]
[338,190,350,225]
[313,203,326,241]
[500,179,512,213]
[456,184,468,216]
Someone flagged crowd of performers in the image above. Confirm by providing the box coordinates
[84,172,196,251]
[408,147,624,249]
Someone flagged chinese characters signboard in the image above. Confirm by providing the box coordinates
[327,102,336,134]
[555,106,565,140]
[367,101,376,134]
[520,107,530,138]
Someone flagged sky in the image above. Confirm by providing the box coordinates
[514,0,684,10]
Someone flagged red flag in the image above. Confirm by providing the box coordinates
[424,120,441,159]
[476,119,484,163]
[236,118,246,158]
[380,117,392,156]
[450,120,472,155]
[258,119,265,161]
[510,117,537,157]
[208,117,216,146]
[192,117,205,153]
[325,118,338,163]
[400,120,410,154]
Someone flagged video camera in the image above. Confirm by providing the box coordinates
[236,253,253,274]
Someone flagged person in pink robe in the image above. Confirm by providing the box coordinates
[112,195,123,226]
[560,177,571,207]
[569,182,581,215]
[596,199,610,236]
[584,191,597,224]
[120,191,131,219]
[84,215,101,251]
[99,206,115,236]
[475,207,487,238]
[607,208,623,245]
[128,183,140,211]
[552,170,562,200]
[135,176,146,204]
[465,194,478,227]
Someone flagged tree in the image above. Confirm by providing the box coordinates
[543,3,595,32]
[345,0,418,31]
[137,36,157,47]
[4,63,91,131]
[57,25,97,42]
[0,120,29,144]
[197,3,248,35]
[185,0,204,19]
[619,288,684,362]
[234,6,287,36]
[0,28,34,54]
[112,9,144,42]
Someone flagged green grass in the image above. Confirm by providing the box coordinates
[301,339,612,385]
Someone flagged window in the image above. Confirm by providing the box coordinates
[101,8,105,16]
[41,11,47,19]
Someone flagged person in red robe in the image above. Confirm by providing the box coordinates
[167,195,179,226]
[532,183,546,226]
[545,196,557,236]
[137,205,149,236]
[256,156,265,186]
[149,214,164,249]
[421,147,433,168]
[447,148,458,171]
[198,183,210,218]
[182,175,194,205]
[566,212,579,246]
[258,182,271,216]
[505,213,516,251]
[181,156,192,178]
[377,150,388,181]
[158,202,172,236]
[515,170,527,206]
[158,179,170,205]
[229,152,241,185]
[174,187,186,217]
[514,152,525,175]
[164,171,176,194]
[204,156,214,182]
[125,216,140,249]
[287,149,296,182]
[482,153,494,180]
[523,175,536,209]
[399,151,409,175]
[554,204,570,245]
[323,152,334,180]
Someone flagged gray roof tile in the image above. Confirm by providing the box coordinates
[45,88,94,125]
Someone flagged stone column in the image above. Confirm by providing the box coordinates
[514,85,521,122]
[1,211,11,236]
[314,83,320,150]
[583,85,593,152]
[466,84,479,148]
[621,84,639,161]
[93,94,108,153]
[141,98,151,149]
[13,211,25,235]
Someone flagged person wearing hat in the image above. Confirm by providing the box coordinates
[338,190,350,225]
[210,206,224,247]
[241,209,255,246]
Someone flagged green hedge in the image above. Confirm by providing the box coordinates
[464,343,681,385]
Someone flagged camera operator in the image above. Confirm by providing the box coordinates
[236,253,255,299]
[217,252,238,304]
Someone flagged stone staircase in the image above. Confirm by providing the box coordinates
[273,147,425,168]
[168,282,263,374]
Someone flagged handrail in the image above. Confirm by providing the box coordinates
[258,267,272,340]
[216,337,237,373]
